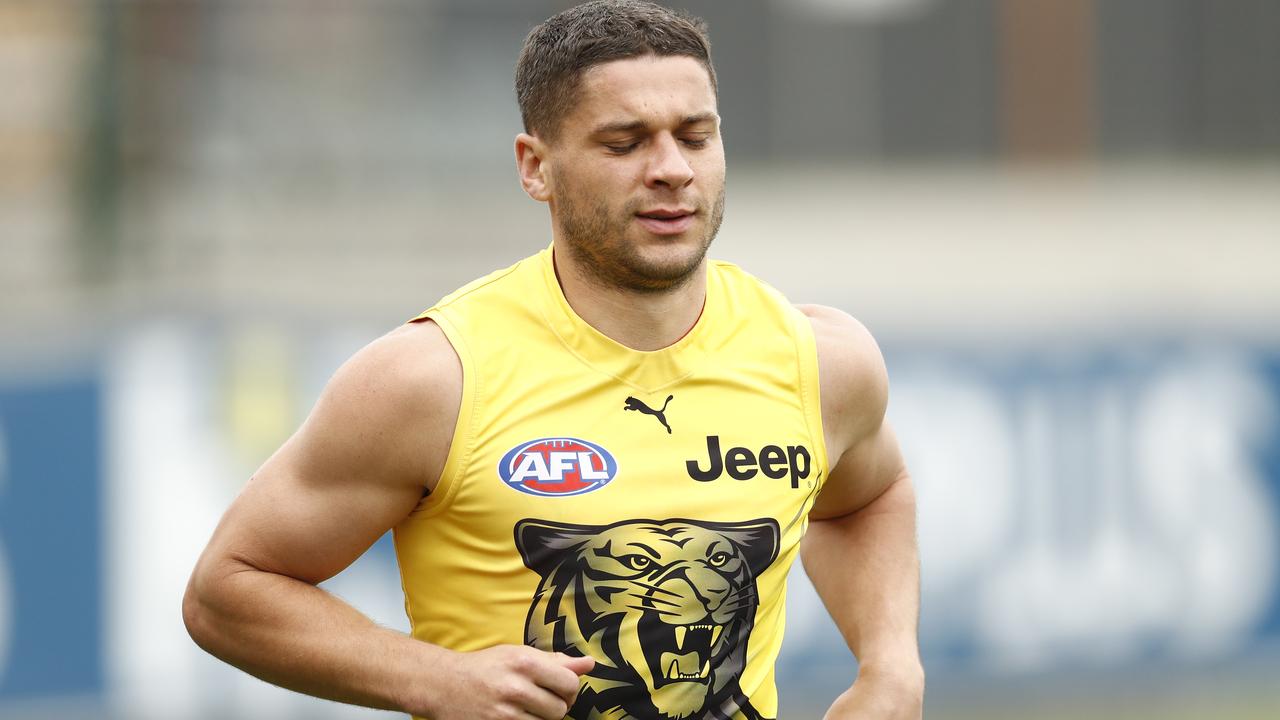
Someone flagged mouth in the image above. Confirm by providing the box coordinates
[644,620,726,687]
[635,208,696,236]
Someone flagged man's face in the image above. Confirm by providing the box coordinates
[543,55,726,293]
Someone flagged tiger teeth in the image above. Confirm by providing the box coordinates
[673,623,725,649]
[701,660,710,678]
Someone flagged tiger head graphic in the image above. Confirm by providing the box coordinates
[514,517,780,720]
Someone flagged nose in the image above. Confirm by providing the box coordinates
[685,566,730,611]
[644,133,695,190]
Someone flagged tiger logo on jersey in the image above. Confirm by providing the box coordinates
[514,517,780,720]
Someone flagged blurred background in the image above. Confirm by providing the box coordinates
[2,0,1279,718]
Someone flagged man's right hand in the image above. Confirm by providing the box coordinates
[421,645,596,720]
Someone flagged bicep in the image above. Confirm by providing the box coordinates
[809,419,908,520]
[802,304,907,520]
[205,440,425,586]
[196,323,459,585]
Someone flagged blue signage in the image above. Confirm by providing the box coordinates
[0,376,103,700]
[779,344,1280,682]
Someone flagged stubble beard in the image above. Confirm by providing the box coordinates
[554,180,726,295]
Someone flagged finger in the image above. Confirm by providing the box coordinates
[553,652,596,676]
[530,655,587,703]
[519,684,571,720]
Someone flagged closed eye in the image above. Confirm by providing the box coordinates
[605,135,710,154]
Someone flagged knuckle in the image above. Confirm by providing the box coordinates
[510,651,535,673]
[500,678,527,702]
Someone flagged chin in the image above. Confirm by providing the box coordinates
[626,242,708,285]
[635,223,711,254]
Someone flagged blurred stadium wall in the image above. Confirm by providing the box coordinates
[2,1,1279,718]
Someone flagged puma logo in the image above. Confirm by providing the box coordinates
[624,395,674,434]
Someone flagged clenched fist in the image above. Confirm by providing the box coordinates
[419,644,596,720]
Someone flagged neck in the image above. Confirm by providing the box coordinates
[552,247,707,352]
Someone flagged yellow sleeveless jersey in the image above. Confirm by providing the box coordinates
[394,245,829,720]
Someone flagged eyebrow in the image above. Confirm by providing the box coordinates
[627,542,661,559]
[590,112,719,136]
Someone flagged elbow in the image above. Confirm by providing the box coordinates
[182,561,225,654]
[182,552,268,658]
[182,572,211,650]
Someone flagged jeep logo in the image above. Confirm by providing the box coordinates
[685,435,811,489]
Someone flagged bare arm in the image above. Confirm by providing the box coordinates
[799,305,924,719]
[182,321,591,719]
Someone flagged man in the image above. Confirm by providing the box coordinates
[183,2,923,719]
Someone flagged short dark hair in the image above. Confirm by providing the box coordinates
[515,0,717,141]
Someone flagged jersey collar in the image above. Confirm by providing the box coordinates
[534,245,716,394]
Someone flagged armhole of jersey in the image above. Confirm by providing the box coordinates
[792,308,830,495]
[409,307,478,519]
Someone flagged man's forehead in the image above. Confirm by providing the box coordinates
[570,55,717,129]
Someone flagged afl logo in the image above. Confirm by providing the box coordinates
[498,437,618,497]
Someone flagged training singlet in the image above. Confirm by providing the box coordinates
[394,245,829,720]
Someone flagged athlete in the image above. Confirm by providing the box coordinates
[183,2,923,719]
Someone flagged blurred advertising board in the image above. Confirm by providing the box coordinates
[0,376,104,701]
[781,344,1280,686]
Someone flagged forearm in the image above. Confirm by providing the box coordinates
[183,557,446,715]
[801,472,922,681]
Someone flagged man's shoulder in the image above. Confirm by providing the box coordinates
[280,319,461,495]
[323,320,462,435]
[797,304,870,338]
[796,304,889,444]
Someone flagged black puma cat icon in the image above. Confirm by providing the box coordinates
[624,395,673,434]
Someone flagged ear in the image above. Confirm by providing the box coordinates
[713,519,781,579]
[514,519,599,578]
[515,133,552,202]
